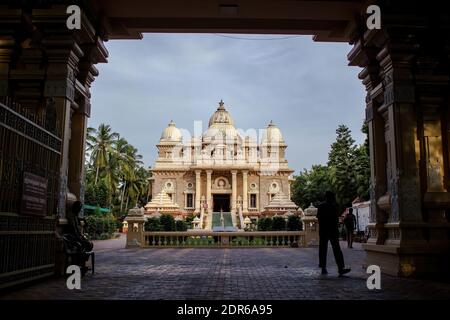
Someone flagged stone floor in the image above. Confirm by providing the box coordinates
[2,241,450,300]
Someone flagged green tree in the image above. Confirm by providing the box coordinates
[328,124,358,209]
[84,181,110,208]
[354,123,370,200]
[86,124,119,185]
[291,165,332,209]
[85,123,149,213]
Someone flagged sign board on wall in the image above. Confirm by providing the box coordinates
[21,172,48,216]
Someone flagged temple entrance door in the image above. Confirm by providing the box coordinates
[213,194,230,212]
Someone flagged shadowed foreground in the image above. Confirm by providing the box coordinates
[2,241,450,300]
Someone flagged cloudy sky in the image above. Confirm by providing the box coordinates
[90,33,366,174]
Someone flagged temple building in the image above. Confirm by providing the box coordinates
[145,100,298,230]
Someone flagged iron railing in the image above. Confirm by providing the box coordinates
[0,100,60,289]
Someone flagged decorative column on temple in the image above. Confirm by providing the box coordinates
[68,41,107,208]
[231,170,237,214]
[348,34,387,245]
[42,38,82,223]
[348,3,450,276]
[206,170,212,214]
[242,170,248,214]
[195,170,202,213]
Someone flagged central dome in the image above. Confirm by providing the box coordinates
[208,100,234,127]
[204,100,239,141]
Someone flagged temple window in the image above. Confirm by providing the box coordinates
[186,193,194,208]
[250,194,257,208]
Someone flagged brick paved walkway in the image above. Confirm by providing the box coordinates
[2,242,450,300]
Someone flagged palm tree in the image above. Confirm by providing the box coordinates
[86,124,119,185]
[85,123,149,212]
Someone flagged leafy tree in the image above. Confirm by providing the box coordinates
[84,181,110,208]
[354,144,370,200]
[84,123,149,213]
[291,165,332,209]
[86,124,119,185]
[354,123,370,200]
[328,124,358,209]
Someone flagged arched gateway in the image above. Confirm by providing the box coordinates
[0,1,449,289]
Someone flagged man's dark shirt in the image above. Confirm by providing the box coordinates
[344,213,356,230]
[316,201,340,235]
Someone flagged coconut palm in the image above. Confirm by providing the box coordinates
[86,124,119,185]
[85,123,149,212]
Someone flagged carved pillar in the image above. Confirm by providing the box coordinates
[195,170,201,213]
[43,39,82,222]
[231,170,237,213]
[67,99,89,204]
[242,170,248,213]
[206,170,212,213]
[68,42,106,207]
[349,39,388,245]
[348,4,450,277]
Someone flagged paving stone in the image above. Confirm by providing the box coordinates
[1,242,450,300]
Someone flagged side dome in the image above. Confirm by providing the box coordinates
[160,120,182,142]
[261,120,285,144]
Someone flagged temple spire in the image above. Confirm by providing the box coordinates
[218,99,225,110]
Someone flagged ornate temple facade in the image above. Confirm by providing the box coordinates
[145,101,298,230]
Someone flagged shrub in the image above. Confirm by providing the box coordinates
[257,217,272,231]
[144,217,162,231]
[175,220,188,231]
[85,213,116,240]
[84,182,110,208]
[160,214,175,231]
[287,215,302,231]
[272,216,286,231]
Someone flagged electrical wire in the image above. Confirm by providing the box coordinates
[212,33,303,41]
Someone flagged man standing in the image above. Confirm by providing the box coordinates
[316,191,351,276]
[344,207,357,248]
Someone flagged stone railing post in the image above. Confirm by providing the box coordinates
[124,207,146,248]
[302,204,319,246]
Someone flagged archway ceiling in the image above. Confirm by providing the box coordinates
[92,0,366,42]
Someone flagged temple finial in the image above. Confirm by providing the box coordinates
[218,99,225,110]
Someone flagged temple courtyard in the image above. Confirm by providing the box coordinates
[2,238,450,300]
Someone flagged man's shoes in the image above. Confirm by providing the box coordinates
[338,268,351,276]
[321,268,328,275]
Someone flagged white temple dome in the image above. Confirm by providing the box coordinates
[261,120,285,144]
[203,100,240,141]
[160,120,182,142]
[208,100,234,127]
